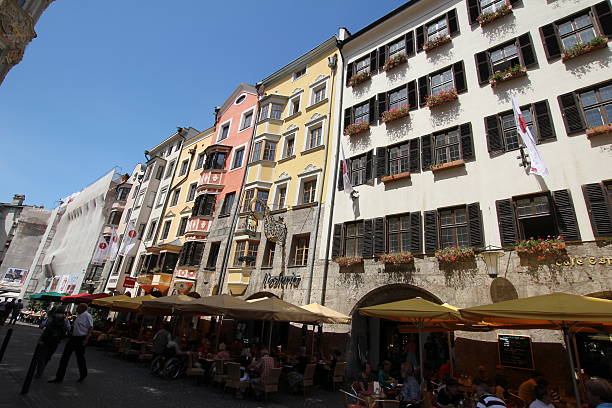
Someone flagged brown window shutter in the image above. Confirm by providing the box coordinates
[485,114,504,154]
[424,210,439,253]
[407,80,418,111]
[518,33,538,68]
[496,198,519,247]
[369,97,377,125]
[377,92,387,118]
[421,134,433,170]
[406,31,415,56]
[533,100,556,142]
[460,122,474,161]
[409,138,420,173]
[346,62,354,86]
[378,46,387,69]
[558,92,586,134]
[593,1,612,37]
[344,107,352,129]
[453,61,467,93]
[331,224,343,258]
[448,9,459,35]
[363,219,374,258]
[410,212,423,253]
[191,194,203,217]
[552,189,581,241]
[416,25,425,52]
[370,50,378,73]
[467,0,480,24]
[418,75,429,106]
[582,183,612,237]
[365,150,374,184]
[539,24,562,60]
[375,147,387,179]
[374,217,386,255]
[337,159,344,191]
[467,203,484,248]
[475,51,491,84]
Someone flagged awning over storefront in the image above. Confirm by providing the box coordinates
[140,294,198,315]
[223,297,324,323]
[359,297,461,322]
[174,294,251,315]
[111,295,156,312]
[91,294,131,308]
[61,293,110,304]
[29,292,66,301]
[300,303,351,324]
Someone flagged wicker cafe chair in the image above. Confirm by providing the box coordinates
[186,352,205,382]
[223,362,249,395]
[333,361,348,391]
[302,363,317,397]
[138,342,154,364]
[213,359,227,388]
[253,367,282,401]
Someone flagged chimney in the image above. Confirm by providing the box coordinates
[338,27,351,41]
[11,194,25,206]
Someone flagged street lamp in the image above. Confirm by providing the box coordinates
[479,245,505,278]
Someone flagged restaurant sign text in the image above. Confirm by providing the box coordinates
[263,273,301,289]
[555,256,612,266]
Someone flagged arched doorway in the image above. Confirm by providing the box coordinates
[349,284,448,380]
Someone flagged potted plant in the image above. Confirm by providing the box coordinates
[586,124,612,138]
[516,236,566,261]
[332,257,363,267]
[383,53,407,71]
[435,247,475,264]
[344,121,370,136]
[477,2,513,26]
[425,88,458,108]
[489,65,527,87]
[423,34,451,52]
[562,36,608,62]
[348,71,372,87]
[377,252,414,265]
[381,104,411,123]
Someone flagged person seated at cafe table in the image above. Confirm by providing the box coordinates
[475,365,491,386]
[249,349,275,391]
[586,377,612,408]
[537,378,565,408]
[287,347,310,392]
[475,383,507,408]
[214,343,230,361]
[355,362,377,394]
[399,366,421,407]
[519,372,543,404]
[437,378,462,408]
[529,385,555,408]
[378,360,397,389]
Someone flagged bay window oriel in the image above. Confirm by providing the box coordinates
[475,33,538,84]
[233,240,259,268]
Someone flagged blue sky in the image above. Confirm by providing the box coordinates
[0,1,406,209]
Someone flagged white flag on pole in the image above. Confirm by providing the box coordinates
[512,96,549,176]
[107,228,120,261]
[91,234,110,265]
[339,143,355,197]
[120,221,138,256]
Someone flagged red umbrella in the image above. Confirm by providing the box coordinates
[61,293,110,304]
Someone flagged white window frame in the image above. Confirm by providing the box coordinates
[239,108,254,131]
[303,116,326,152]
[179,158,190,176]
[293,67,306,80]
[234,93,247,105]
[309,76,329,106]
[296,174,319,205]
[289,94,301,116]
[273,182,289,210]
[187,183,197,202]
[156,187,168,207]
[217,118,232,142]
[229,143,247,171]
[283,132,297,159]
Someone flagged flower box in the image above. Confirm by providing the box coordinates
[344,122,370,137]
[431,159,465,172]
[333,257,363,267]
[381,172,411,183]
[383,53,407,71]
[562,36,608,62]
[381,105,410,123]
[435,247,475,264]
[478,2,513,26]
[516,237,566,261]
[348,71,372,87]
[426,88,458,108]
[586,124,612,139]
[489,65,527,87]
[377,252,414,265]
[423,35,451,52]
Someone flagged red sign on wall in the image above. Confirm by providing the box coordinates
[123,276,137,288]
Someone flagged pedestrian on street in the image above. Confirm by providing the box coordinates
[3,299,15,325]
[35,306,71,378]
[9,299,24,324]
[48,303,93,383]
[0,298,7,325]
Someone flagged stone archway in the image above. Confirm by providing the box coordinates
[349,283,443,376]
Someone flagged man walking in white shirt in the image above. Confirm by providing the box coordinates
[49,303,93,383]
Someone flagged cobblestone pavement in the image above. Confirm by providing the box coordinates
[0,324,344,408]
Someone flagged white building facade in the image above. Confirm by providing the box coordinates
[322,0,612,384]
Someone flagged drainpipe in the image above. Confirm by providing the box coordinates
[305,52,337,305]
[215,92,261,295]
[320,41,345,306]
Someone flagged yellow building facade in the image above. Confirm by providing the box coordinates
[224,37,339,305]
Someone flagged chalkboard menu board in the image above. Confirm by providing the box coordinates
[498,334,534,370]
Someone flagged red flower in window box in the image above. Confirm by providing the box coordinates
[383,53,408,72]
[348,71,372,87]
[381,104,410,123]
[516,236,566,261]
[489,65,527,87]
[477,2,513,26]
[423,34,451,52]
[333,256,363,267]
[344,121,370,136]
[425,88,458,108]
[561,36,608,61]
[586,124,612,138]
[435,247,475,264]
[377,252,414,265]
